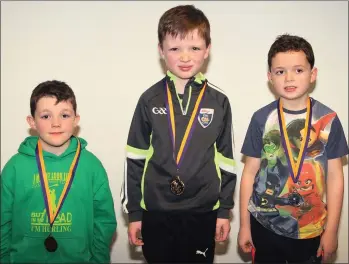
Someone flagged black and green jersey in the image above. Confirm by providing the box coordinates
[121,71,237,222]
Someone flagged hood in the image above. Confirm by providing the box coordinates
[18,136,87,160]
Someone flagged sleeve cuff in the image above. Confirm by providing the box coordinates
[128,211,143,222]
[217,208,230,219]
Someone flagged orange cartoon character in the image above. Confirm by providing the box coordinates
[284,161,326,238]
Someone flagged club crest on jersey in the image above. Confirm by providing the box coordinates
[198,108,214,128]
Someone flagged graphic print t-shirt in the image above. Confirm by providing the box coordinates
[241,98,348,239]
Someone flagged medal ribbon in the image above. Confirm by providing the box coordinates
[165,81,207,167]
[277,97,312,183]
[35,138,81,226]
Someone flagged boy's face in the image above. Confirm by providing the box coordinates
[268,51,317,102]
[27,96,80,154]
[159,29,210,81]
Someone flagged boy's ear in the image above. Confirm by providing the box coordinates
[27,115,36,129]
[204,44,211,59]
[310,67,318,83]
[158,43,165,59]
[74,114,80,127]
[267,71,272,83]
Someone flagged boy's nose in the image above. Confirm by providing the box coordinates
[51,118,61,128]
[180,53,190,62]
[285,72,294,82]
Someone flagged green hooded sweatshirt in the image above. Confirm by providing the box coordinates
[0,136,117,263]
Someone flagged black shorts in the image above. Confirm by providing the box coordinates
[141,210,217,263]
[250,215,322,263]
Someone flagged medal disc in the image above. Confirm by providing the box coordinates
[170,176,185,195]
[44,235,58,252]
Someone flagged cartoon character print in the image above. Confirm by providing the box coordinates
[286,112,336,161]
[251,108,337,238]
[253,129,303,237]
[260,130,289,186]
[254,129,289,212]
[261,130,287,168]
[276,112,335,238]
[280,161,326,238]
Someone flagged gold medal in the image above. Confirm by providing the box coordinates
[35,137,81,251]
[165,81,207,195]
[44,234,58,252]
[170,176,185,195]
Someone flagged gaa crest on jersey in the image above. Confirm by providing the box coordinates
[198,108,214,128]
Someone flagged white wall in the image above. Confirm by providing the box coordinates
[1,1,348,263]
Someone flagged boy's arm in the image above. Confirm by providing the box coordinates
[90,165,117,264]
[239,156,261,229]
[215,98,237,219]
[324,115,348,233]
[239,112,264,228]
[317,115,348,260]
[1,164,15,263]
[121,95,152,222]
[325,158,344,234]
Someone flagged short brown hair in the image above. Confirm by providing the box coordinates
[158,5,211,48]
[30,80,77,116]
[268,34,315,70]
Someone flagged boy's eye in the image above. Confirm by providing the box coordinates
[192,47,200,51]
[296,69,303,73]
[62,114,70,118]
[169,48,178,51]
[41,115,49,119]
[275,70,284,75]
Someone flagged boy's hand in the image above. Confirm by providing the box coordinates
[215,218,230,242]
[128,221,144,246]
[316,230,338,263]
[238,226,254,253]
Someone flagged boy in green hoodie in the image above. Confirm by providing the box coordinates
[0,80,117,263]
